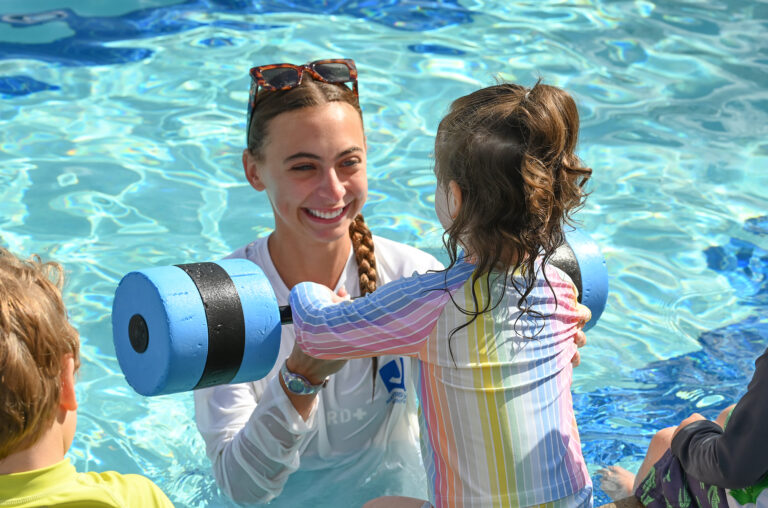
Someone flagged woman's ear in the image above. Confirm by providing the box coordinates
[59,354,77,412]
[243,149,266,191]
[448,180,462,219]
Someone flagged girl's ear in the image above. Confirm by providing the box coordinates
[243,149,266,191]
[448,180,462,219]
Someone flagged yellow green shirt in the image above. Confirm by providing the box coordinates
[0,459,174,507]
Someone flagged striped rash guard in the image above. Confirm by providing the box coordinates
[290,259,592,508]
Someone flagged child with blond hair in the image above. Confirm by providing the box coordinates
[0,247,174,507]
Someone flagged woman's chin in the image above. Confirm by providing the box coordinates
[300,215,355,244]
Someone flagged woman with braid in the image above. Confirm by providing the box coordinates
[193,58,443,506]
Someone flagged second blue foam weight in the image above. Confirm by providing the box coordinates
[564,228,608,330]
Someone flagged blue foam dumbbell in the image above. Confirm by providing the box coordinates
[552,228,609,331]
[112,229,608,396]
[112,259,282,396]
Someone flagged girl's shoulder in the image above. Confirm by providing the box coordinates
[371,235,444,283]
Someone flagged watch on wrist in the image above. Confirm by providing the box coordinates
[280,360,329,395]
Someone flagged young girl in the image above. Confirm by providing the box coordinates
[289,81,594,508]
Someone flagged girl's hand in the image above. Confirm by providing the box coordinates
[571,304,591,367]
[286,285,351,384]
[331,286,351,303]
[313,284,350,304]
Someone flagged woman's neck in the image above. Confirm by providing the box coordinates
[267,232,351,290]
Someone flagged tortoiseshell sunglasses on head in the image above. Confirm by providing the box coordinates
[245,58,358,145]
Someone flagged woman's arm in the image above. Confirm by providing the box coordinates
[193,375,319,504]
[671,347,768,488]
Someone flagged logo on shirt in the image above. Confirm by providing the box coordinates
[379,358,406,404]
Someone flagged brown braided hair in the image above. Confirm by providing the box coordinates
[348,213,379,397]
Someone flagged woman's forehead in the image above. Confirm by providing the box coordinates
[263,103,366,159]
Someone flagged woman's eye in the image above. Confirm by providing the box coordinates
[341,158,361,168]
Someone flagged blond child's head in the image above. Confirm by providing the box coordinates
[0,247,80,460]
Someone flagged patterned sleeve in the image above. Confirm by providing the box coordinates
[290,261,475,359]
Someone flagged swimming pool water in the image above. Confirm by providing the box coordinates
[1,1,766,506]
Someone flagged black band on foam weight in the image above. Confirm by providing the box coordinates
[549,242,583,303]
[176,262,245,389]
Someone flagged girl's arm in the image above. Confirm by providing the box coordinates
[671,346,768,488]
[290,261,475,359]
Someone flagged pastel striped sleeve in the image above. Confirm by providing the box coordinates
[290,261,475,359]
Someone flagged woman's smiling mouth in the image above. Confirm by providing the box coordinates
[304,203,350,222]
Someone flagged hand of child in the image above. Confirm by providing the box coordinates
[331,286,351,303]
[570,303,591,367]
[284,286,352,387]
[672,413,707,440]
[312,285,351,304]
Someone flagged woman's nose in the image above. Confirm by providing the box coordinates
[317,168,345,200]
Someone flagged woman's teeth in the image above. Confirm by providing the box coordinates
[307,207,344,219]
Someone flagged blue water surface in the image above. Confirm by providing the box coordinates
[0,1,766,506]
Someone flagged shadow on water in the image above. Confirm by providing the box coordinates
[580,216,768,505]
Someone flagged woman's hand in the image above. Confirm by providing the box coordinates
[571,304,591,367]
[282,342,347,420]
[285,343,348,385]
[281,285,351,419]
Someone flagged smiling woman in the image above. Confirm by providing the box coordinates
[192,59,443,507]
[243,102,369,269]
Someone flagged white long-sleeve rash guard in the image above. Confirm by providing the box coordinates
[194,235,443,506]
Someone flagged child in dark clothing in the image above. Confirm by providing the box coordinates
[600,346,768,507]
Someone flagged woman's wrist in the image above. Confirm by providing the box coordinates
[285,356,328,386]
[278,372,319,421]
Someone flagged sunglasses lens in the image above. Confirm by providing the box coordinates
[261,68,301,88]
[314,63,352,83]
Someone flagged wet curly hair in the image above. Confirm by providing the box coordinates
[435,80,591,332]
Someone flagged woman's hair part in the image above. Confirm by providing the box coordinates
[247,75,362,156]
